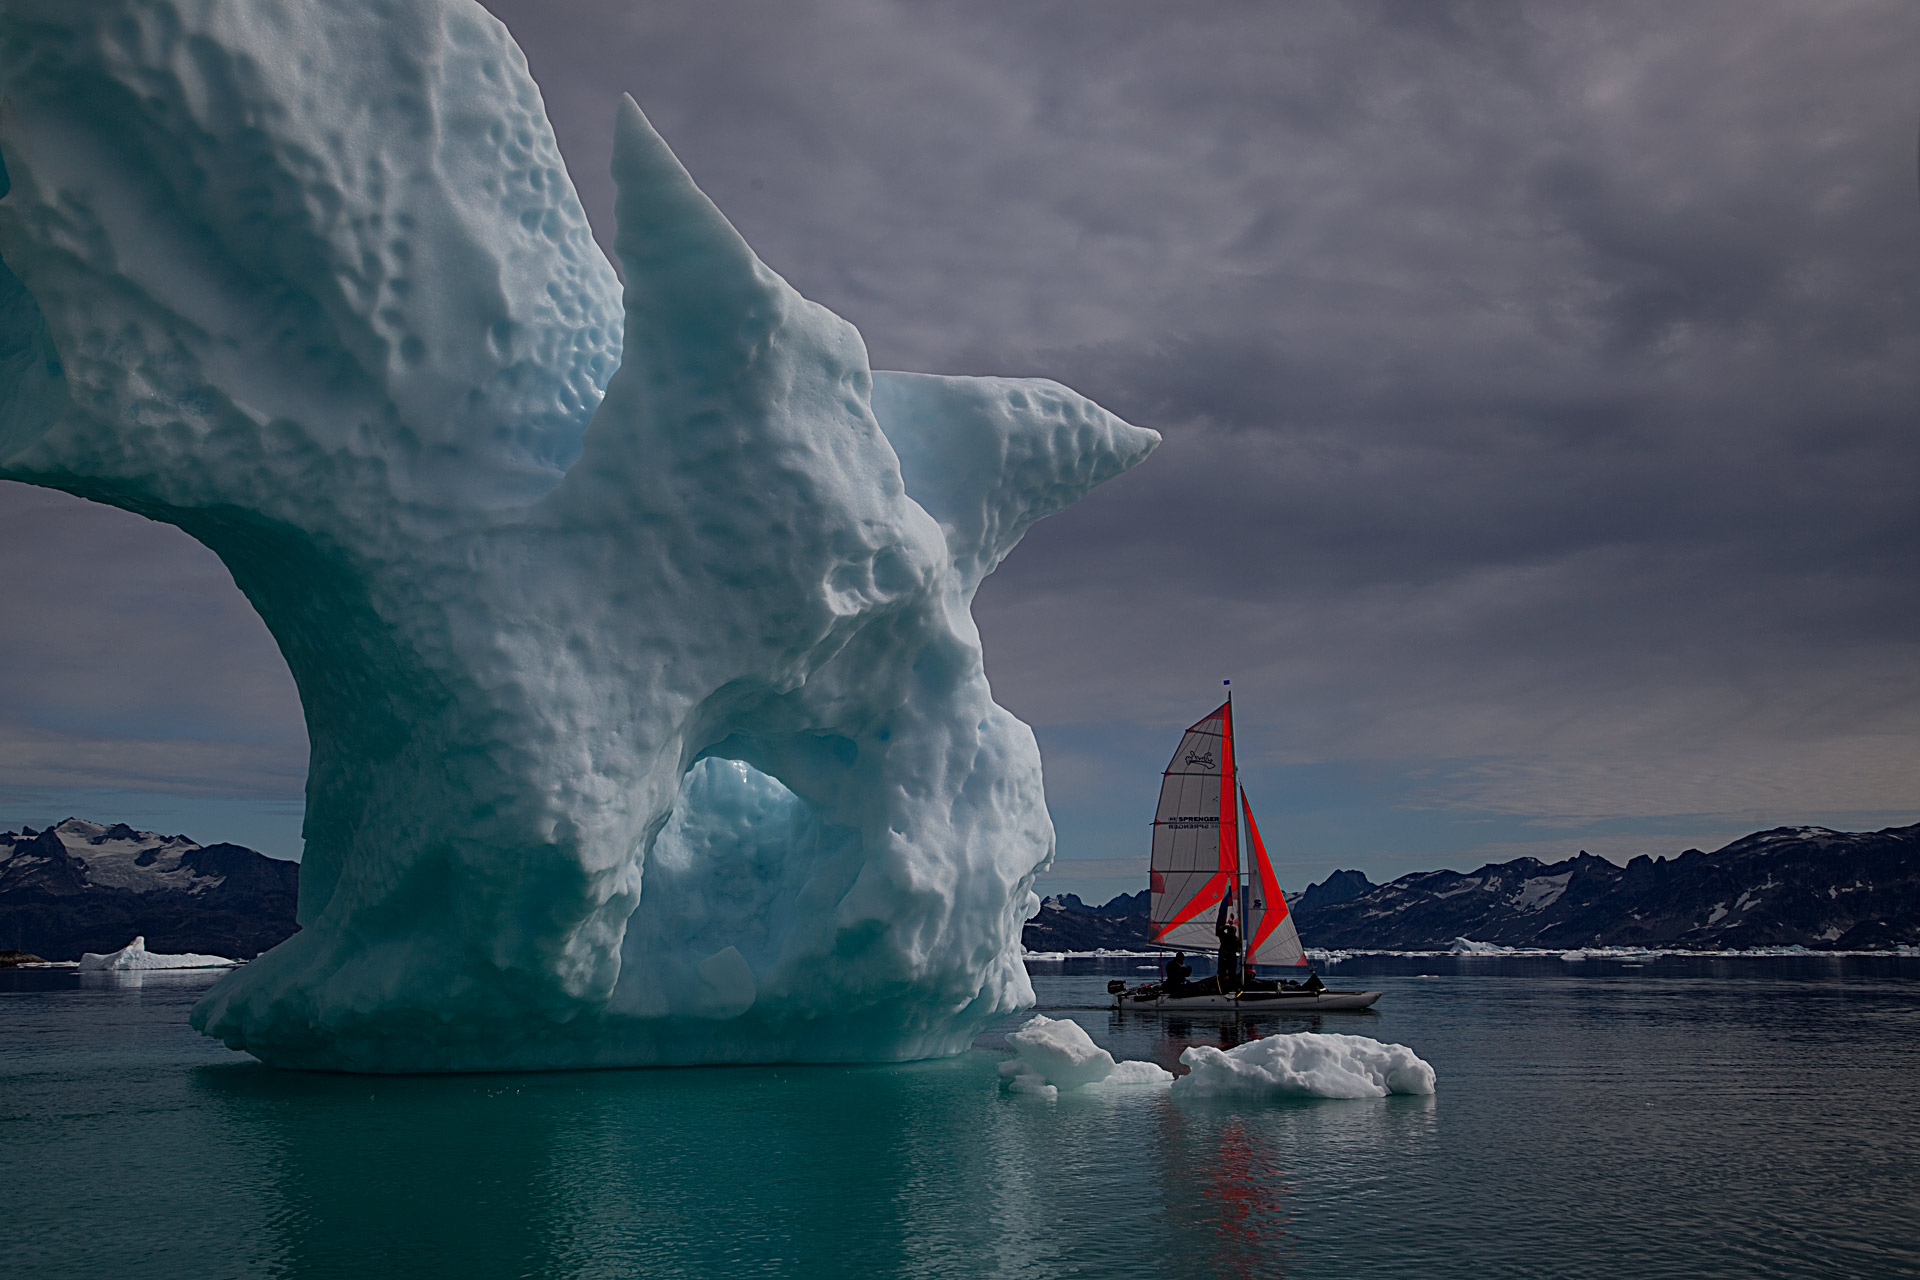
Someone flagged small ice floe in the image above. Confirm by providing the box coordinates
[1173,1032,1436,1099]
[1449,938,1513,955]
[78,936,237,971]
[1557,945,1661,961]
[999,1014,1174,1098]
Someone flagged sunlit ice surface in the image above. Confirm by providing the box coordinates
[5,955,1918,1279]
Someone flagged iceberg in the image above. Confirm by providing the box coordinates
[1449,937,1515,955]
[79,936,237,971]
[998,1015,1175,1097]
[0,1,1156,1070]
[1173,1032,1437,1099]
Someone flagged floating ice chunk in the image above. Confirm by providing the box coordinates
[78,937,236,971]
[1104,1058,1179,1086]
[1004,1015,1119,1090]
[1450,938,1514,955]
[1000,1014,1174,1095]
[1560,949,1589,961]
[1172,1032,1436,1099]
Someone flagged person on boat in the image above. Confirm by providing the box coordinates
[1164,952,1192,994]
[1215,914,1242,992]
[1303,971,1326,994]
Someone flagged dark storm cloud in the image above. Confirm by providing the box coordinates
[2,0,1915,863]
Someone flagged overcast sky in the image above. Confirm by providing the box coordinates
[3,0,1917,901]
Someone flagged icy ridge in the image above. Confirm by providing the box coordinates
[79,936,236,971]
[0,0,1156,1070]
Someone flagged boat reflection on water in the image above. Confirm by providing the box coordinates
[1155,1101,1296,1279]
[1140,1010,1356,1065]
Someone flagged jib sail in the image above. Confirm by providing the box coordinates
[1242,792,1304,967]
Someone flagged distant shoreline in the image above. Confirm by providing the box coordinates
[1022,944,1920,962]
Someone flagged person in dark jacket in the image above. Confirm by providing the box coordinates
[1216,917,1242,991]
[1164,952,1192,994]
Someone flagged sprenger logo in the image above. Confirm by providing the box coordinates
[1185,751,1216,769]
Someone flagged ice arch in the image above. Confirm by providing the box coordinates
[0,0,1156,1070]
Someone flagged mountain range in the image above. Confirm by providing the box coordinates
[1023,822,1920,953]
[7,817,1914,962]
[0,819,298,960]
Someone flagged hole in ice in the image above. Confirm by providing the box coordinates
[612,755,857,1019]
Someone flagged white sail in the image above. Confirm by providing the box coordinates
[1149,701,1239,952]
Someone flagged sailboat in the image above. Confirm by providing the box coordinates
[1112,690,1381,1011]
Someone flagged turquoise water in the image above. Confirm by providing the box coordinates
[4,956,1917,1279]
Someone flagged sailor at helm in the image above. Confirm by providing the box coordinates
[1214,898,1243,991]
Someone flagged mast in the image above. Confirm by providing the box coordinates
[1238,784,1250,943]
[1219,680,1241,940]
[1225,679,1246,937]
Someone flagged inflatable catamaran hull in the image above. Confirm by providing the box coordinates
[1117,989,1382,1012]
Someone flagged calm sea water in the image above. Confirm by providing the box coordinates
[4,955,1917,1280]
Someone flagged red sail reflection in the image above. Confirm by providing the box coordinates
[1155,1094,1295,1278]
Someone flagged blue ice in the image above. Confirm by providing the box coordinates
[0,0,1156,1070]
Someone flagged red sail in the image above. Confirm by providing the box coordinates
[1242,792,1305,966]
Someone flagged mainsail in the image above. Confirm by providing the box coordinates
[1242,792,1305,967]
[1149,700,1239,951]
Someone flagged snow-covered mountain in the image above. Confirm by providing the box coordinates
[15,817,1915,961]
[1023,890,1151,952]
[1022,823,1920,953]
[1294,823,1920,950]
[0,819,298,960]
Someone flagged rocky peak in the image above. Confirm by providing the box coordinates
[1297,868,1376,914]
[0,827,91,896]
